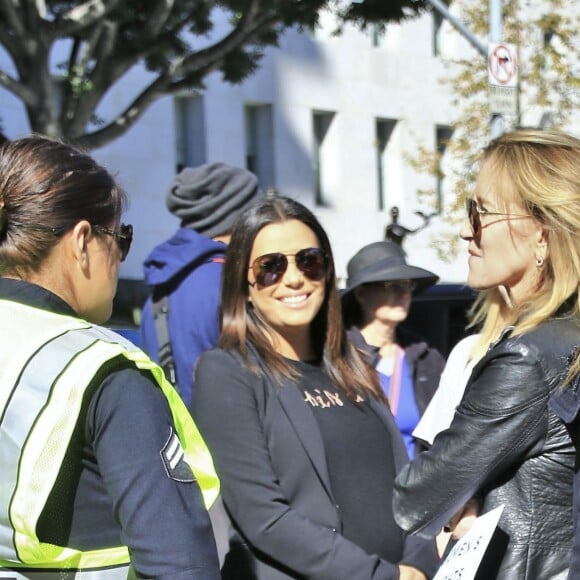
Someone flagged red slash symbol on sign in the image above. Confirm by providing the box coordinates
[488,43,517,85]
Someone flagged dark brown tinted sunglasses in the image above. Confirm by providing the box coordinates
[248,247,329,288]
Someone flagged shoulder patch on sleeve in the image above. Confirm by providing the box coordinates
[160,428,196,483]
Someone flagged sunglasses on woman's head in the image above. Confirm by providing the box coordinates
[465,198,530,239]
[248,247,329,288]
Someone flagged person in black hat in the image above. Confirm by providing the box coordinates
[140,163,263,407]
[342,240,445,457]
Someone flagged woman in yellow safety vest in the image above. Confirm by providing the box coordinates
[0,135,221,579]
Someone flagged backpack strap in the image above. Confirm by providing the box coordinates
[151,254,225,392]
[152,293,177,386]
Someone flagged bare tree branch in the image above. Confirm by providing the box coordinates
[140,0,177,40]
[0,20,21,58]
[78,22,106,71]
[0,68,38,104]
[173,0,267,78]
[0,0,25,35]
[20,0,44,33]
[75,3,280,148]
[74,1,280,147]
[34,0,47,19]
[74,76,171,148]
[52,0,123,37]
[61,20,121,135]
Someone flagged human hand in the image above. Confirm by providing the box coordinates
[398,564,427,580]
[443,498,480,540]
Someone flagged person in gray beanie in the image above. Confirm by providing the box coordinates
[140,163,263,407]
[166,163,262,238]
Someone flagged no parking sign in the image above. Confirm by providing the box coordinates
[488,42,518,115]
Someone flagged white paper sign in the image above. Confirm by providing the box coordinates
[434,505,505,580]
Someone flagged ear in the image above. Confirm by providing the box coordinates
[531,224,549,270]
[535,226,549,254]
[69,220,93,271]
[535,223,548,243]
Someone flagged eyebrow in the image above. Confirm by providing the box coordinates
[475,193,503,211]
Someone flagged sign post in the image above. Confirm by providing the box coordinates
[488,41,519,117]
[425,0,507,138]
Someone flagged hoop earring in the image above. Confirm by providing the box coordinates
[536,256,544,268]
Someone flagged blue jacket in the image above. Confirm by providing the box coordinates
[141,227,226,406]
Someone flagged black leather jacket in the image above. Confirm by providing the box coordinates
[393,316,578,579]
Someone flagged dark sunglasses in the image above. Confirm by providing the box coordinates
[248,247,329,288]
[372,280,416,294]
[49,222,133,262]
[466,198,530,239]
[92,224,133,262]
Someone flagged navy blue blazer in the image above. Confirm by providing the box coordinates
[192,347,438,580]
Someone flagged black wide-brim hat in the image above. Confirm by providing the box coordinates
[342,241,439,298]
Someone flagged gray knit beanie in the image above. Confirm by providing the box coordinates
[166,162,262,237]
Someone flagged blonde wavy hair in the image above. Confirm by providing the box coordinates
[468,129,580,383]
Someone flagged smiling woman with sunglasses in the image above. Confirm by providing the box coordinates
[191,196,438,580]
[0,136,221,579]
[393,129,580,579]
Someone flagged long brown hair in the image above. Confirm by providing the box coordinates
[220,196,383,400]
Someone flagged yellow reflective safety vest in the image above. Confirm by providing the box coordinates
[0,299,220,575]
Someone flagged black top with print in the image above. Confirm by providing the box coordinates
[290,358,403,563]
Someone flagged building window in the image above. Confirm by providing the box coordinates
[245,104,275,190]
[174,94,206,172]
[375,118,398,211]
[312,110,336,207]
[436,125,453,211]
[432,2,451,56]
[542,29,554,72]
[371,24,385,48]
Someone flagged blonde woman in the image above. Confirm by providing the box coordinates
[394,129,580,579]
